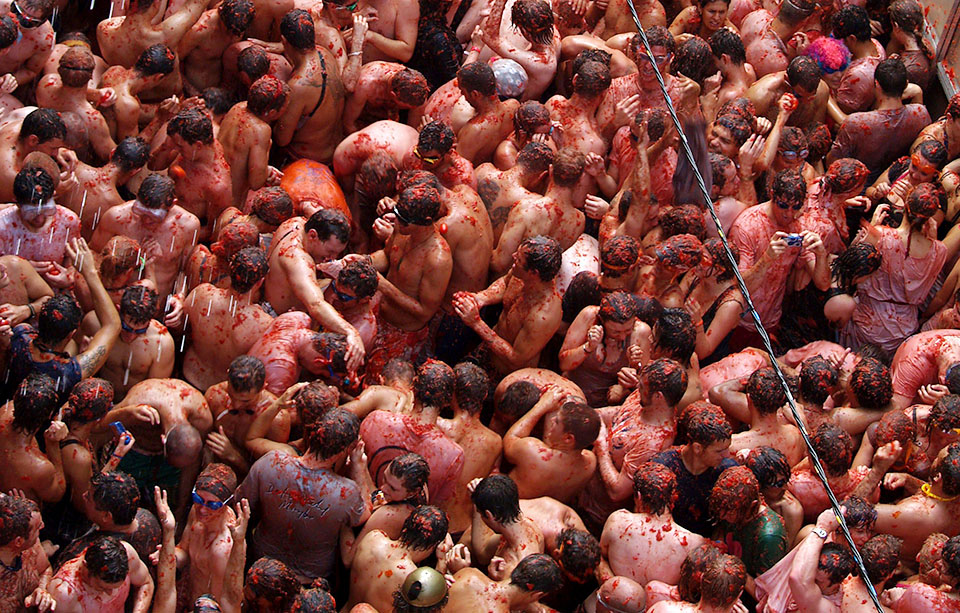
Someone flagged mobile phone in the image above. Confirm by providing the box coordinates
[110,421,126,435]
[784,233,803,246]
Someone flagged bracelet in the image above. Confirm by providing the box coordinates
[27,303,35,318]
[348,51,362,56]
[112,453,123,459]
[812,527,828,539]
[470,46,481,53]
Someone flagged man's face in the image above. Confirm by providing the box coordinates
[226,383,260,410]
[772,194,803,226]
[414,146,445,170]
[719,162,740,197]
[793,83,818,102]
[119,313,150,342]
[698,439,730,467]
[708,125,738,158]
[18,200,56,227]
[382,466,413,502]
[11,0,44,29]
[306,232,346,263]
[908,153,939,185]
[603,319,634,342]
[815,568,840,595]
[132,199,169,227]
[636,45,671,83]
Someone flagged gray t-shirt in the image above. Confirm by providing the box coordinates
[238,450,366,579]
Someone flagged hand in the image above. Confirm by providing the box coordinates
[206,427,242,464]
[755,116,772,136]
[585,324,604,353]
[684,295,702,320]
[738,134,765,174]
[377,196,396,218]
[130,404,161,425]
[453,293,481,325]
[266,166,283,186]
[873,440,903,471]
[872,182,892,200]
[0,74,16,95]
[445,543,472,573]
[278,382,308,408]
[44,420,67,443]
[0,304,29,326]
[584,152,605,178]
[732,601,749,613]
[614,94,642,130]
[41,262,74,289]
[344,331,365,373]
[801,230,825,255]
[351,13,369,52]
[113,431,136,459]
[870,203,890,226]
[584,194,610,219]
[154,486,175,532]
[349,439,367,467]
[466,477,482,495]
[372,216,394,243]
[489,556,507,579]
[627,344,643,368]
[418,114,435,130]
[25,588,55,612]
[777,93,798,116]
[883,472,909,490]
[765,232,790,258]
[918,383,949,405]
[844,195,871,212]
[594,0,610,9]
[164,294,184,329]
[470,25,484,48]
[571,0,588,16]
[870,18,884,36]
[702,71,722,97]
[65,238,96,275]
[815,506,841,533]
[230,498,252,540]
[97,88,117,108]
[56,148,79,176]
[617,366,638,388]
[923,217,938,241]
[157,95,180,120]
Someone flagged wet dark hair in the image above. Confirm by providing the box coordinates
[305,208,350,244]
[556,528,601,581]
[849,357,892,409]
[573,48,612,73]
[717,97,756,123]
[396,186,442,225]
[678,544,721,602]
[217,221,259,259]
[498,381,541,423]
[280,9,315,51]
[906,183,946,225]
[552,148,586,187]
[195,463,237,501]
[13,165,54,205]
[798,357,839,405]
[832,5,871,41]
[397,169,442,193]
[701,555,746,607]
[562,271,600,323]
[246,557,300,610]
[90,471,140,526]
[0,496,35,546]
[294,381,338,425]
[702,238,738,280]
[714,115,752,148]
[454,362,488,414]
[709,153,735,193]
[168,108,214,145]
[65,378,114,425]
[709,27,745,64]
[819,543,855,585]
[678,401,732,447]
[134,43,176,76]
[228,247,268,293]
[572,61,611,98]
[458,61,497,97]
[389,452,430,492]
[85,536,129,584]
[642,358,688,406]
[811,423,855,477]
[778,127,807,158]
[387,69,428,109]
[745,367,787,414]
[824,158,869,196]
[398,505,448,550]
[219,0,255,35]
[112,137,150,173]
[928,395,960,436]
[472,474,521,524]
[58,48,95,87]
[311,332,348,375]
[291,588,336,613]
[744,446,790,489]
[598,291,637,324]
[513,101,552,134]
[516,141,554,174]
[520,235,562,281]
[38,293,82,345]
[941,536,960,588]
[248,75,290,117]
[709,466,760,526]
[861,534,902,584]
[0,16,17,49]
[771,168,807,207]
[806,123,832,163]
[13,374,58,434]
[915,139,949,170]
[250,187,294,226]
[382,360,415,387]
[654,308,697,363]
[511,0,555,46]
[856,343,890,366]
[938,443,960,496]
[786,55,822,93]
[874,410,917,452]
[305,409,359,459]
[673,36,715,83]
[875,57,908,97]
[558,402,601,449]
[631,25,675,57]
[237,46,270,81]
[228,355,266,392]
[418,122,454,157]
[414,360,454,409]
[201,88,234,116]
[660,205,707,241]
[336,259,378,299]
[510,554,564,594]
[20,108,65,144]
[633,461,678,514]
[136,173,174,210]
[601,235,640,274]
[841,495,877,530]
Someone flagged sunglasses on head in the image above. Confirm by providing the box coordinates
[780,149,808,161]
[331,279,357,302]
[337,0,359,10]
[192,489,232,510]
[774,198,803,211]
[121,320,149,335]
[414,146,441,165]
[11,1,42,28]
[638,53,670,65]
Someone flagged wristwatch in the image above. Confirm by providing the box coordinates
[812,527,828,540]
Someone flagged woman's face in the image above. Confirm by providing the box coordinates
[701,0,728,31]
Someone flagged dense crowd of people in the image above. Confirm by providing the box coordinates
[0,0,956,610]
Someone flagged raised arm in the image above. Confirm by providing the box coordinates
[503,387,560,458]
[67,239,120,378]
[708,377,751,424]
[788,509,838,613]
[160,0,209,46]
[244,383,305,459]
[151,487,177,613]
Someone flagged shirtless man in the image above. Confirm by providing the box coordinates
[263,209,365,370]
[445,552,563,611]
[545,60,609,161]
[839,535,902,613]
[438,362,501,534]
[454,236,562,376]
[454,62,520,165]
[707,29,757,117]
[356,0,418,63]
[343,63,428,133]
[504,387,599,503]
[481,0,560,101]
[746,55,829,127]
[647,555,746,613]
[740,0,814,77]
[491,149,585,273]
[599,462,705,587]
[0,0,54,90]
[332,120,418,192]
[888,329,960,409]
[341,358,415,417]
[0,254,51,330]
[181,246,273,391]
[0,495,54,612]
[272,9,346,164]
[35,48,115,162]
[204,356,288,475]
[218,76,289,207]
[107,378,213,515]
[97,285,175,400]
[0,108,65,202]
[0,374,66,503]
[476,142,553,242]
[46,536,153,613]
[469,474,545,579]
[179,0,255,94]
[368,186,451,377]
[183,220,260,294]
[344,506,448,612]
[591,0,665,39]
[150,108,233,237]
[711,367,806,465]
[784,508,858,613]
[57,138,149,240]
[893,535,960,612]
[98,44,177,140]
[91,173,201,301]
[407,121,476,191]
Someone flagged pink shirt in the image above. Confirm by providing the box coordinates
[0,205,79,263]
[798,182,847,255]
[890,330,960,400]
[835,42,886,114]
[829,105,931,173]
[247,312,314,395]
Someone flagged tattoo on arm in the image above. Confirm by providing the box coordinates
[78,345,107,378]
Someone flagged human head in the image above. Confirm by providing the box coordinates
[497,381,541,426]
[516,141,554,181]
[305,408,359,459]
[398,506,448,552]
[905,182,946,228]
[678,401,732,465]
[509,554,564,597]
[334,257,379,304]
[516,235,562,282]
[709,115,751,158]
[513,101,551,137]
[13,166,54,228]
[824,158,869,199]
[134,43,176,77]
[0,15,16,49]
[457,61,496,99]
[219,0,255,35]
[65,378,113,426]
[511,0,554,45]
[928,395,960,440]
[293,381,339,426]
[701,237,739,280]
[37,293,82,347]
[572,60,611,99]
[709,153,739,199]
[385,453,430,502]
[58,47,95,88]
[193,463,237,517]
[806,123,832,164]
[832,5,871,42]
[554,528,601,583]
[709,466,760,527]
[659,205,707,241]
[848,357,892,409]
[304,208,349,260]
[776,127,808,169]
[629,27,675,81]
[786,55,823,98]
[632,461,678,514]
[160,423,201,468]
[811,423,855,477]
[415,122,454,169]
[874,57,908,98]
[600,235,640,278]
[653,308,696,363]
[307,331,349,378]
[413,360,454,410]
[290,588,336,613]
[168,108,214,148]
[777,0,815,25]
[237,46,269,84]
[874,411,917,462]
[0,495,38,551]
[598,290,637,333]
[799,357,839,405]
[227,355,266,402]
[933,443,960,496]
[817,543,855,593]
[551,148,585,188]
[244,557,300,612]
[710,27,746,67]
[699,555,746,608]
[393,185,442,231]
[840,495,877,545]
[803,37,850,89]
[118,285,157,335]
[88,471,140,527]
[941,536,960,589]
[19,108,65,154]
[673,36,715,83]
[745,367,787,414]
[111,137,150,177]
[453,362,488,414]
[12,375,58,434]
[639,358,688,407]
[678,544,722,602]
[250,187,293,227]
[391,69,430,108]
[861,535,903,585]
[247,75,290,120]
[744,446,790,495]
[562,271,600,323]
[770,168,807,224]
[280,9,315,51]
[84,536,129,587]
[909,140,949,184]
[136,172,176,225]
[547,401,600,450]
[472,474,521,526]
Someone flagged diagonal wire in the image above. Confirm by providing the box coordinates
[619,10,884,613]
